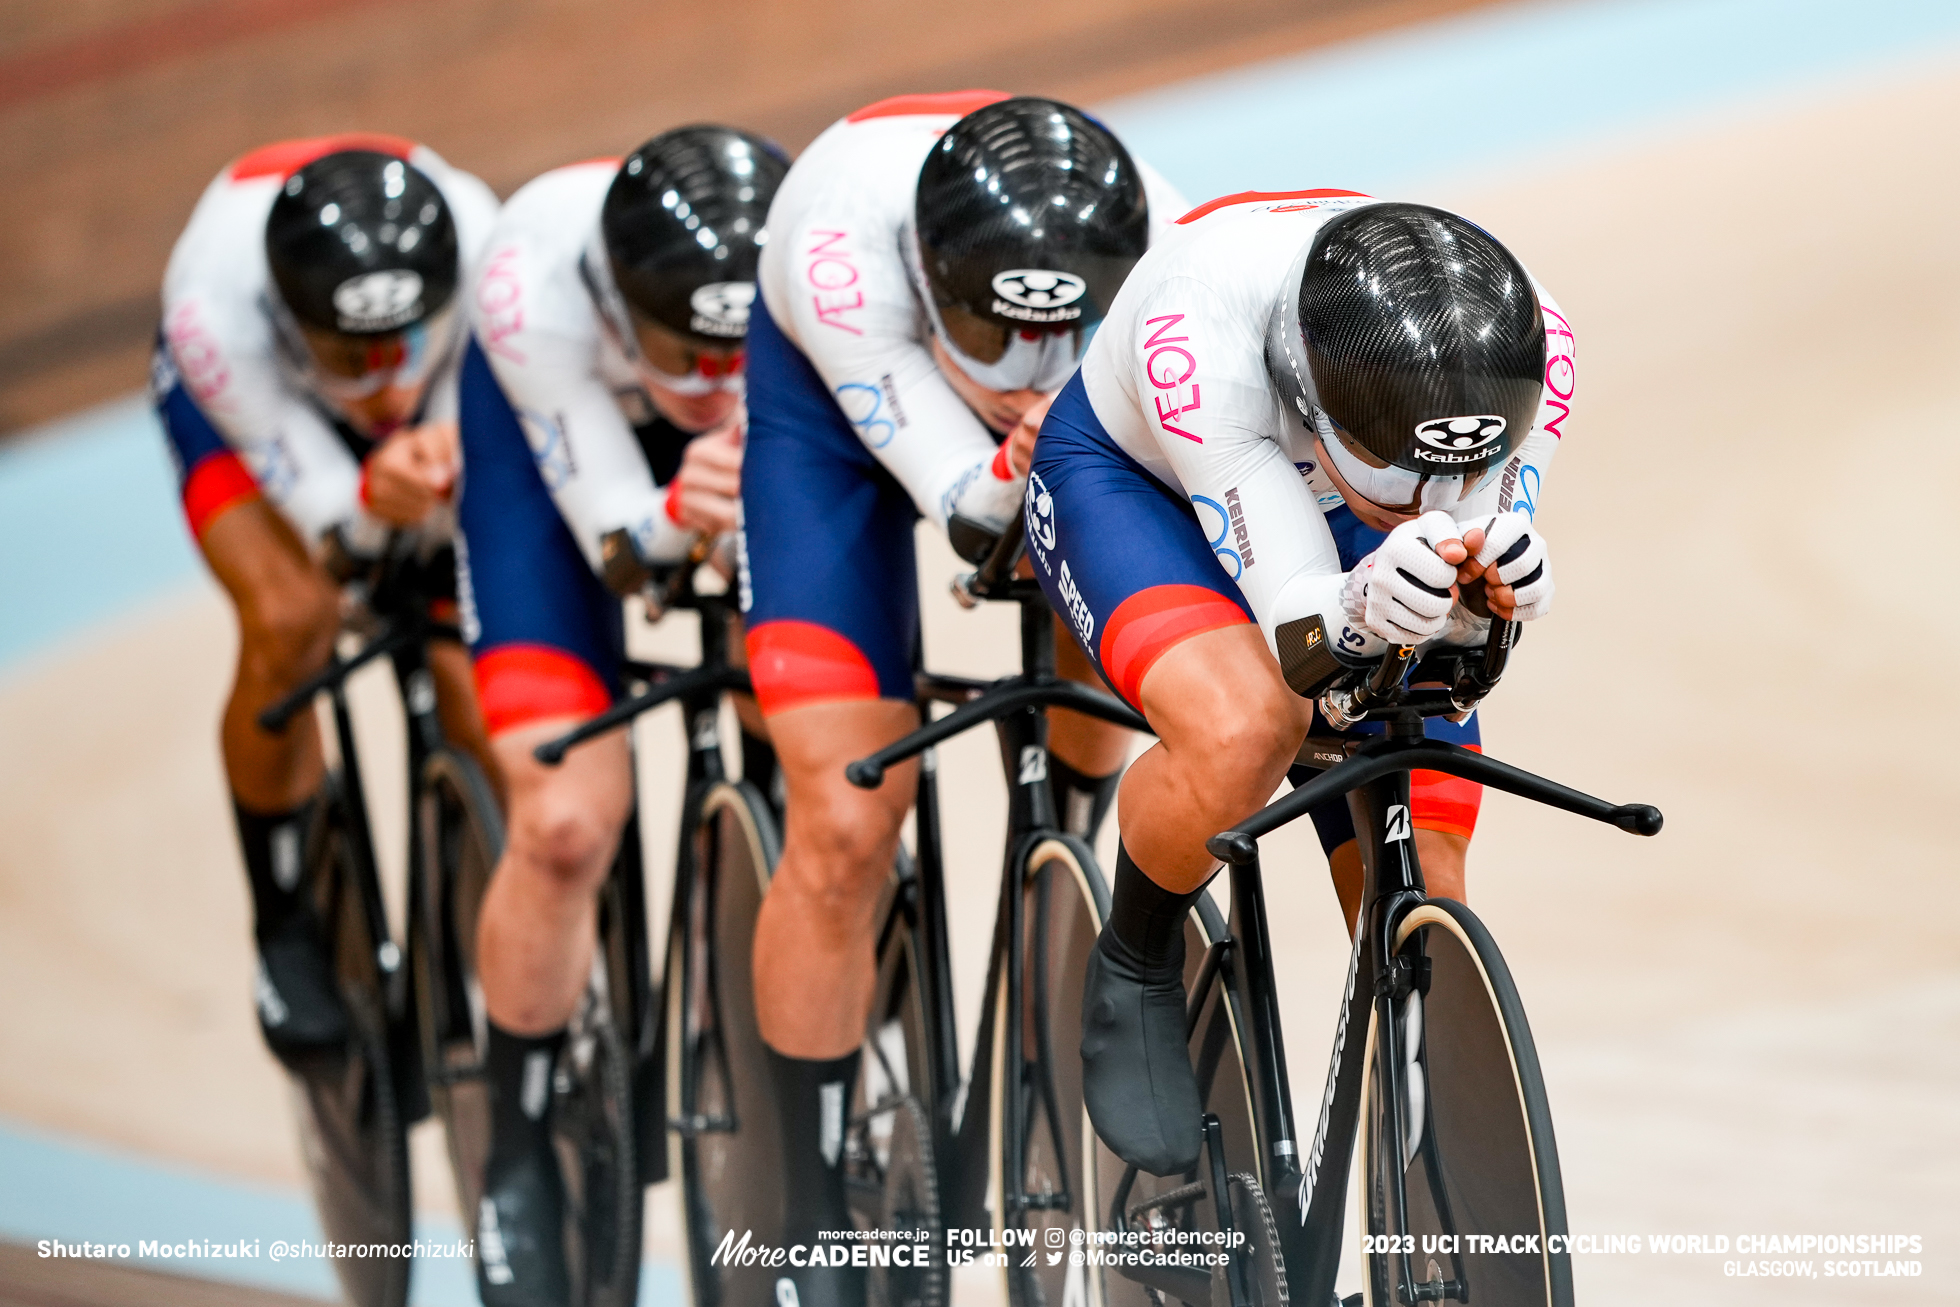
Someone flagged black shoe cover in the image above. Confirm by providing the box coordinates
[253,910,350,1065]
[1080,924,1202,1176]
[476,1129,569,1306]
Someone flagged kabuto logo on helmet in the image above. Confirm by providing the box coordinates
[689,282,756,338]
[990,270,1086,323]
[331,270,425,333]
[1412,415,1506,464]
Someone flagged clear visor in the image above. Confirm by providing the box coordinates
[281,305,455,402]
[1312,407,1470,515]
[925,296,1088,393]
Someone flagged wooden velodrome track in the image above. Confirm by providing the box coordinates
[3,1,1958,1303]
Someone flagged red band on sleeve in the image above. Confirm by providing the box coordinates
[664,476,685,525]
[181,451,260,541]
[1098,584,1250,710]
[744,620,882,716]
[1411,746,1483,840]
[473,645,613,737]
[990,443,1013,480]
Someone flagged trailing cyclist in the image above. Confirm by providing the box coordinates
[737,92,1182,1307]
[1022,193,1572,1176]
[453,125,788,1305]
[153,135,499,1066]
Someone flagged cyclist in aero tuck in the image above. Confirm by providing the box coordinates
[737,90,1183,1307]
[453,126,787,1304]
[1024,193,1573,1176]
[153,135,499,1065]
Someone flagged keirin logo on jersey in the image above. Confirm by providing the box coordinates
[332,270,425,332]
[1411,415,1505,466]
[690,281,756,338]
[990,269,1085,323]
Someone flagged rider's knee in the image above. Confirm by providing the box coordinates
[238,578,338,680]
[509,785,623,891]
[1193,690,1301,805]
[787,797,900,896]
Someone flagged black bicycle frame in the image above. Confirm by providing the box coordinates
[846,559,1150,1238]
[1192,648,1663,1304]
[259,610,460,1123]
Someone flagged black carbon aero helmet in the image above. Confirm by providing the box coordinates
[265,151,458,335]
[1284,203,1542,479]
[914,97,1149,390]
[601,126,790,347]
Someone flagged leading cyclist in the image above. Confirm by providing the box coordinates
[738,91,1182,1306]
[153,136,498,1066]
[453,125,787,1304]
[1024,193,1572,1175]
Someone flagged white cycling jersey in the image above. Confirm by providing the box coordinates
[757,93,1187,533]
[1077,189,1575,658]
[467,159,707,572]
[159,136,498,547]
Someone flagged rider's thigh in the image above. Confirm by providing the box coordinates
[1047,608,1133,776]
[491,718,634,892]
[1138,624,1310,807]
[201,498,339,682]
[766,698,919,889]
[1327,828,1468,934]
[1415,828,1468,902]
[428,640,504,803]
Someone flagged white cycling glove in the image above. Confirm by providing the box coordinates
[1342,509,1463,644]
[1475,513,1555,621]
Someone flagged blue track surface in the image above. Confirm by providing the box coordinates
[4,0,1958,1297]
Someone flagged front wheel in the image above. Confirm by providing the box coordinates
[291,774,413,1307]
[669,780,782,1307]
[1358,898,1571,1307]
[990,836,1108,1307]
[412,746,644,1306]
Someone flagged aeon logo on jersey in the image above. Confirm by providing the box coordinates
[990,270,1085,323]
[1411,415,1505,465]
[690,282,755,338]
[332,270,424,332]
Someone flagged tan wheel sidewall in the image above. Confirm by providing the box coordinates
[1353,903,1555,1307]
[990,837,1109,1304]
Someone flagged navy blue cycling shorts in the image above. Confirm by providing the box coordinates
[738,297,921,716]
[1028,372,1484,853]
[153,337,263,542]
[455,337,624,735]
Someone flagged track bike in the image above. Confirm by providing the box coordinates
[829,520,1190,1307]
[1073,620,1664,1307]
[417,560,764,1307]
[519,561,778,1307]
[257,543,484,1307]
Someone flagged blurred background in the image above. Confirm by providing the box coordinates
[3,0,1957,1304]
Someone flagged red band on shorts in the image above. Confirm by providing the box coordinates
[1412,745,1483,840]
[1098,584,1250,710]
[847,89,1011,123]
[474,644,612,737]
[745,620,882,716]
[181,450,260,541]
[230,133,417,181]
